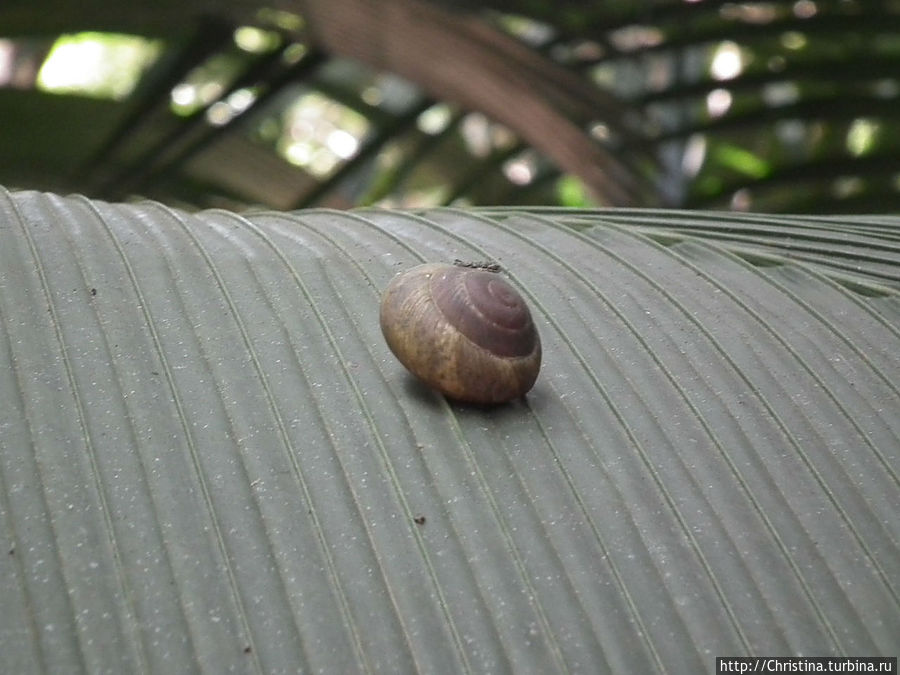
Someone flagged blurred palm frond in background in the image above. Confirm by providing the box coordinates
[1,0,898,212]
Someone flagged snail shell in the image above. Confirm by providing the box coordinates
[379,262,541,404]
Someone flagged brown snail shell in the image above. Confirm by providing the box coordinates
[379,262,541,404]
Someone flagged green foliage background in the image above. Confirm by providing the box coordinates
[0,0,897,212]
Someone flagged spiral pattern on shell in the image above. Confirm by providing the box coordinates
[379,263,541,404]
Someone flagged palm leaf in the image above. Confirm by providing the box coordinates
[1,188,898,672]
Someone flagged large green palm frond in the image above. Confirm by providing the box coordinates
[1,188,898,672]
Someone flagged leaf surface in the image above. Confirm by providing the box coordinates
[1,189,898,673]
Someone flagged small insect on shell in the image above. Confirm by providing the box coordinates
[379,262,541,405]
